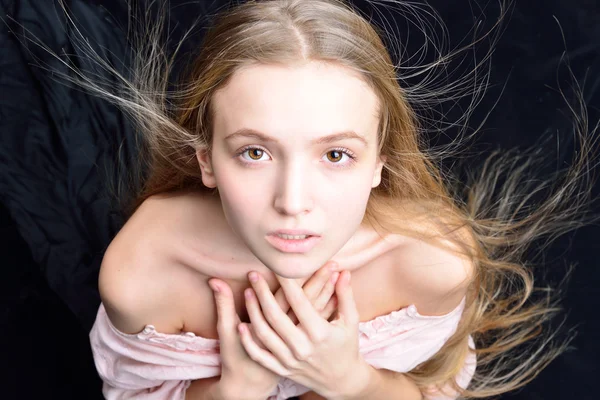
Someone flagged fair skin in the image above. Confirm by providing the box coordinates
[196,61,387,280]
[99,61,472,399]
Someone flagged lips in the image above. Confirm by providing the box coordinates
[269,229,320,237]
[265,232,322,253]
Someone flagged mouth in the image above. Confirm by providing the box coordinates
[265,233,321,253]
[274,233,312,240]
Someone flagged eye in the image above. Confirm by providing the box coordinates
[235,146,357,168]
[323,147,357,168]
[237,146,271,162]
[326,150,344,163]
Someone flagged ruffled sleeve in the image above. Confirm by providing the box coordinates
[90,298,475,400]
[423,336,477,400]
[272,298,476,399]
[89,304,222,400]
[356,298,476,399]
[357,299,469,371]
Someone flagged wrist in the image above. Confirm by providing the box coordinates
[207,382,227,400]
[185,377,225,400]
[212,381,269,400]
[330,360,381,400]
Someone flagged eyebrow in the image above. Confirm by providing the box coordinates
[224,128,368,147]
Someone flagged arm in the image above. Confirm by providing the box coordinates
[323,234,473,400]
[185,377,271,400]
[298,368,422,400]
[184,377,222,400]
[97,246,223,400]
[338,367,423,400]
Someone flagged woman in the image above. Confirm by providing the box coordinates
[58,0,591,399]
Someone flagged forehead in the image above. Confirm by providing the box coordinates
[212,62,380,142]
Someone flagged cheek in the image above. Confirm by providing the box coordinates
[220,188,255,219]
[214,171,245,212]
[322,174,373,215]
[216,175,267,231]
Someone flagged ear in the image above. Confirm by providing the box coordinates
[371,154,387,188]
[196,147,217,188]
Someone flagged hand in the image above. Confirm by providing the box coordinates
[207,261,341,400]
[239,269,373,399]
[274,261,341,326]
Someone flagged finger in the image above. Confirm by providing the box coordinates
[302,261,339,301]
[333,271,359,326]
[274,274,329,335]
[286,309,300,326]
[244,288,296,361]
[285,265,338,324]
[321,295,338,321]
[273,286,292,315]
[238,322,290,377]
[208,279,242,343]
[249,272,313,351]
[273,261,337,315]
[313,271,340,311]
[286,271,338,323]
[289,295,337,325]
[246,324,268,351]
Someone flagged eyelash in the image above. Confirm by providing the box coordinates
[234,146,357,168]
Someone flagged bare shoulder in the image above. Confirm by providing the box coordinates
[98,191,215,335]
[381,207,476,316]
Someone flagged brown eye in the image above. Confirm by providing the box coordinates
[247,149,264,160]
[326,150,343,162]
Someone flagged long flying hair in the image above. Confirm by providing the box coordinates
[12,0,598,397]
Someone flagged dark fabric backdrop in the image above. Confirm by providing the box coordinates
[1,0,598,399]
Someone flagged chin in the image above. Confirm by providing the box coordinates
[272,270,305,279]
[262,253,331,279]
[266,260,314,279]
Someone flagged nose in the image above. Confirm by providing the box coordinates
[273,159,314,216]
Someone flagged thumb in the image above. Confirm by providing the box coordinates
[209,279,242,341]
[334,271,359,326]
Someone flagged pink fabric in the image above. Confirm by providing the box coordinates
[89,298,476,399]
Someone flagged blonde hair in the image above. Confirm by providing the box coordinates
[26,0,598,397]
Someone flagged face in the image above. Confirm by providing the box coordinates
[197,61,385,278]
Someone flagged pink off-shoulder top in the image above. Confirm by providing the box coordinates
[89,298,476,400]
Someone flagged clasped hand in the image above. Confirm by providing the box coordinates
[208,263,373,400]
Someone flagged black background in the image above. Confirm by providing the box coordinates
[1,1,599,399]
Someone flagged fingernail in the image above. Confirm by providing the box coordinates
[328,262,339,271]
[208,280,220,293]
[345,271,351,284]
[248,271,259,282]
